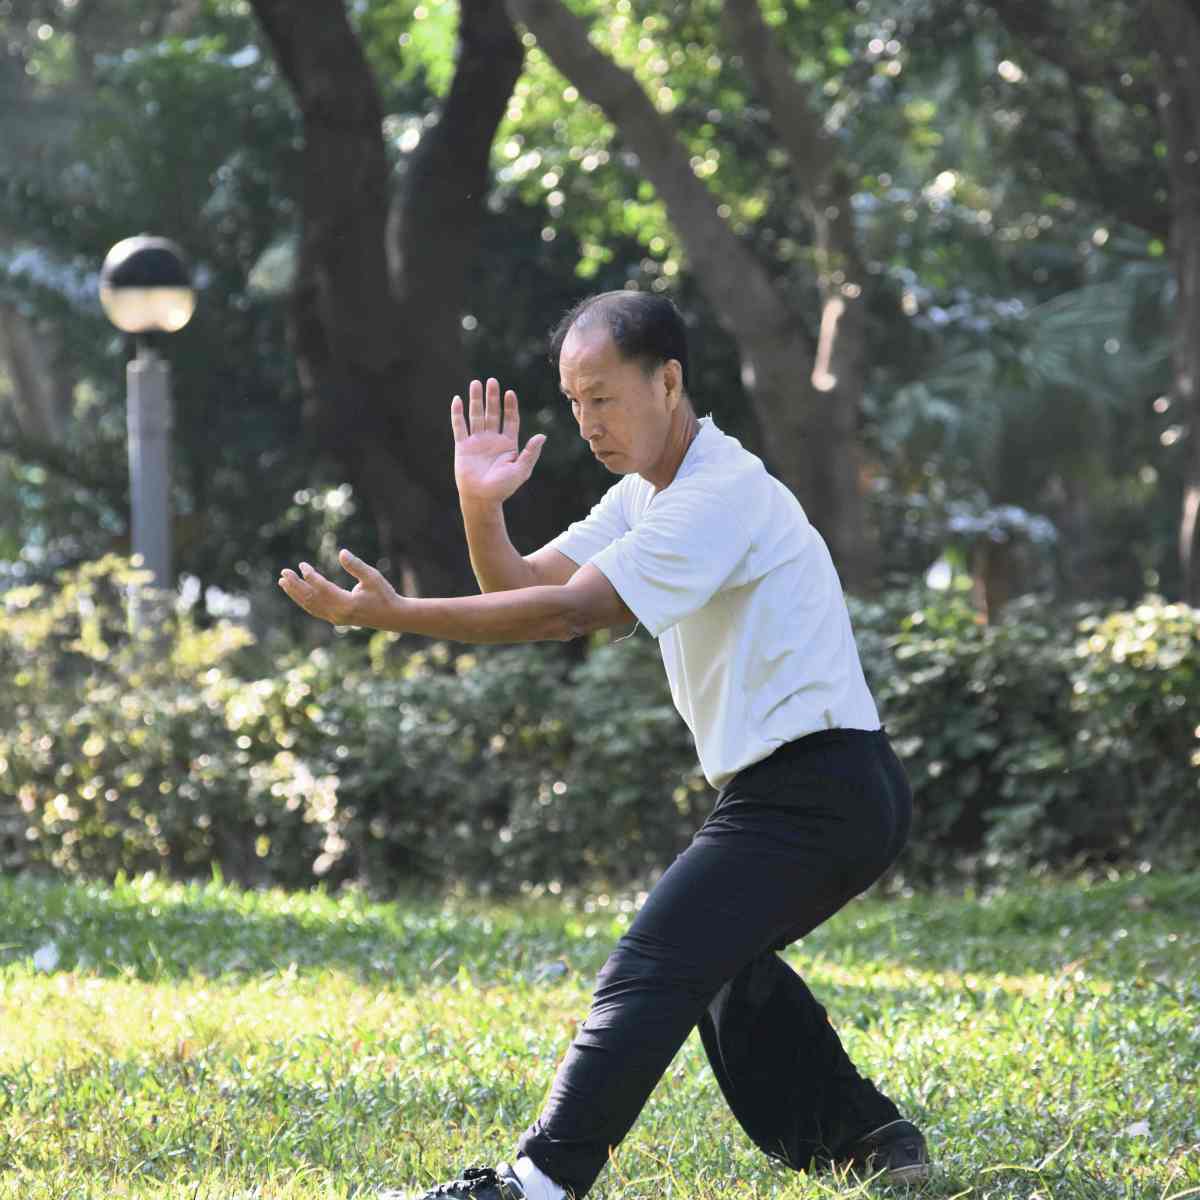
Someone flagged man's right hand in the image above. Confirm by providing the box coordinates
[451,376,546,508]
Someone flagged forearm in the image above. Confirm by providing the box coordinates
[460,500,540,592]
[376,584,590,643]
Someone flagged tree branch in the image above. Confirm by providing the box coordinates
[249,0,399,371]
[504,0,809,356]
[720,0,838,201]
[504,0,882,585]
[390,0,524,333]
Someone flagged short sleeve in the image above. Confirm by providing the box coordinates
[589,479,750,637]
[548,479,632,566]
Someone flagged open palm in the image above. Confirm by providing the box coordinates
[451,376,546,506]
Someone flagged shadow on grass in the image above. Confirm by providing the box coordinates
[0,873,603,988]
[0,870,1196,993]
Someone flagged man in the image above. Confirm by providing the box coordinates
[279,291,930,1199]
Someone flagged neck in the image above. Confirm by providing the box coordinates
[644,408,701,492]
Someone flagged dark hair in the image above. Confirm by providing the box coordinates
[549,290,689,388]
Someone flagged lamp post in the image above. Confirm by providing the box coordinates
[98,236,195,629]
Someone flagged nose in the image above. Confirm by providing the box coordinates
[577,407,603,443]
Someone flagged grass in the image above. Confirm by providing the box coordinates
[0,868,1197,1199]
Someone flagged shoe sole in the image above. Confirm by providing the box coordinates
[882,1161,932,1185]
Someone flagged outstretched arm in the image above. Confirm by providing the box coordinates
[453,376,576,591]
[278,549,634,643]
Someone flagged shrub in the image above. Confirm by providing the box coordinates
[1066,599,1200,862]
[252,632,705,891]
[3,557,1197,892]
[0,557,333,883]
[851,587,1200,874]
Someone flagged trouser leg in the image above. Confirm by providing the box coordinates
[698,951,900,1168]
[516,842,800,1196]
[517,730,912,1197]
[699,732,914,1167]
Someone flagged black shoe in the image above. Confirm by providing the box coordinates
[380,1163,526,1200]
[843,1120,931,1183]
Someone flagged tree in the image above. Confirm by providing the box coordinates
[975,0,1200,601]
[2,0,1188,613]
[1146,0,1200,602]
[247,0,524,595]
[0,4,320,603]
[502,0,878,589]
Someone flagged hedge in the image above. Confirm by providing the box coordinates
[1,557,1197,891]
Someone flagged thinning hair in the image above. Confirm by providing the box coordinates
[549,290,689,388]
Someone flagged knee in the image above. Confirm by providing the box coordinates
[587,935,711,1025]
[592,936,660,1000]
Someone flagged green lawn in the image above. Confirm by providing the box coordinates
[1,869,1197,1199]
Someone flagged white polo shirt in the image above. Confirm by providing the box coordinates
[550,417,881,788]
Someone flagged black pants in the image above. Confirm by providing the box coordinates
[516,728,913,1198]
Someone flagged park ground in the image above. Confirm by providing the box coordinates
[0,870,1197,1200]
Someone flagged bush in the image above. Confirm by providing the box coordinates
[1066,600,1200,859]
[0,558,701,890]
[2,558,1197,892]
[0,557,334,884]
[851,586,1200,874]
[229,632,705,891]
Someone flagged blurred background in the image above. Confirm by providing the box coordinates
[1,0,1197,894]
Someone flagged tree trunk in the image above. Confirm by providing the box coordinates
[0,302,72,444]
[505,0,877,590]
[1146,0,1200,602]
[986,0,1198,602]
[722,0,877,587]
[249,0,523,594]
[807,169,877,590]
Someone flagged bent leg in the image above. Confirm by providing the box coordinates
[698,730,915,1169]
[518,730,914,1196]
[515,837,856,1196]
[698,951,900,1169]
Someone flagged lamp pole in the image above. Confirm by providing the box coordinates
[126,344,173,595]
[98,236,196,630]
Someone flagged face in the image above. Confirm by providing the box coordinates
[558,326,684,478]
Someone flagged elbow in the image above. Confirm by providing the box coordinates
[556,593,616,642]
[555,609,591,642]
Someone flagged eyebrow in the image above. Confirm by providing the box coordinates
[560,381,607,399]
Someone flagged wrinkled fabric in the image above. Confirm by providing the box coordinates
[550,418,881,788]
[517,728,912,1198]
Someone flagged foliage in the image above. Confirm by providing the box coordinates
[1,0,1191,610]
[850,585,1200,873]
[1067,600,1200,854]
[0,557,706,889]
[0,870,1197,1195]
[3,558,1198,894]
[0,24,346,601]
[0,555,333,883]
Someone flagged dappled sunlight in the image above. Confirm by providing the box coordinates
[0,968,590,1076]
[2,874,1197,1197]
[802,955,1113,1002]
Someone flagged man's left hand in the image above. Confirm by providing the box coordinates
[278,549,400,630]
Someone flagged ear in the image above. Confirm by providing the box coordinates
[662,358,683,411]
